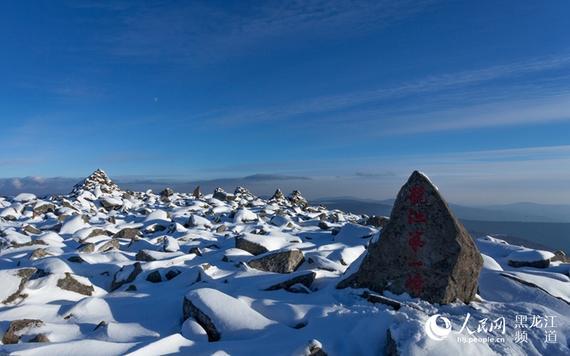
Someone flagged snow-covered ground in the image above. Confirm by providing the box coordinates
[0,170,569,355]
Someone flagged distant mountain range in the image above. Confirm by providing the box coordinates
[314,197,570,223]
[314,197,570,254]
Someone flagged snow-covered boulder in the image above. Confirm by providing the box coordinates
[507,248,555,268]
[183,288,277,341]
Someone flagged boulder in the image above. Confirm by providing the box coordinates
[288,190,308,208]
[248,249,305,274]
[183,288,276,341]
[235,235,270,256]
[113,227,141,240]
[30,248,49,260]
[366,215,390,228]
[146,271,162,283]
[111,262,143,291]
[77,242,96,253]
[160,187,174,201]
[162,236,180,252]
[165,269,181,280]
[136,249,157,262]
[507,249,555,268]
[270,189,286,202]
[57,273,94,296]
[1,268,37,304]
[192,186,202,199]
[22,224,42,235]
[265,271,316,291]
[97,239,120,252]
[213,188,234,202]
[337,171,483,304]
[99,196,123,210]
[32,202,56,216]
[2,319,44,344]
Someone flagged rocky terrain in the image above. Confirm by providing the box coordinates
[0,170,569,355]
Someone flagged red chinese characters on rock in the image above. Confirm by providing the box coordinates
[407,209,427,224]
[405,184,427,295]
[408,230,425,253]
[405,273,424,295]
[409,185,426,205]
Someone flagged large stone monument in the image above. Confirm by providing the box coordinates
[338,171,483,304]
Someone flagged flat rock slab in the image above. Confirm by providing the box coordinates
[338,171,483,304]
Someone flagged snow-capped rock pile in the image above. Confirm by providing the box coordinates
[0,170,568,355]
[70,169,120,196]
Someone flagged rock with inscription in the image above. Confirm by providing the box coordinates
[338,171,483,304]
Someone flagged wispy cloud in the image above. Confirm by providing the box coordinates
[202,53,570,128]
[83,0,435,62]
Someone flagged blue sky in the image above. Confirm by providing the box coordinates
[1,0,570,203]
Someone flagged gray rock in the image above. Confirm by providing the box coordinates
[146,271,162,283]
[136,249,157,262]
[111,262,143,291]
[265,271,316,291]
[33,203,56,217]
[552,250,569,263]
[30,333,50,343]
[289,190,308,208]
[160,187,174,199]
[366,215,390,228]
[67,255,85,263]
[22,224,42,235]
[30,248,49,260]
[189,247,203,256]
[2,268,37,304]
[97,239,120,252]
[270,189,286,202]
[248,249,305,274]
[235,235,269,256]
[77,243,96,254]
[337,171,483,304]
[385,329,399,356]
[57,273,94,296]
[2,319,44,344]
[113,227,141,240]
[192,186,202,199]
[307,339,327,356]
[183,298,220,342]
[99,197,123,210]
[213,188,234,202]
[165,269,181,280]
[508,259,550,268]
